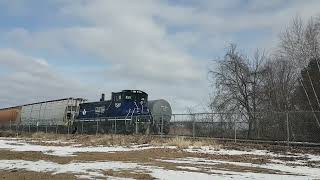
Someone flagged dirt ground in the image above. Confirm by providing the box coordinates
[0,170,77,180]
[0,132,320,179]
[0,149,291,179]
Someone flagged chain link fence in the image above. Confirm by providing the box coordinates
[169,112,320,144]
[1,111,320,144]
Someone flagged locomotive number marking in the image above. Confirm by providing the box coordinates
[161,105,168,112]
[95,106,105,113]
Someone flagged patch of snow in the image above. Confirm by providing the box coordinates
[304,154,320,161]
[0,159,302,180]
[185,146,320,163]
[158,157,320,179]
[150,168,308,180]
[0,138,159,156]
[0,157,319,179]
[186,146,272,156]
[0,137,319,179]
[0,160,139,179]
[176,166,200,171]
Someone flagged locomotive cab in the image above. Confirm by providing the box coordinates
[109,90,152,133]
[112,90,148,104]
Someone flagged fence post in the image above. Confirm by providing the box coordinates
[115,120,117,134]
[55,124,58,134]
[192,114,195,138]
[10,120,12,131]
[135,117,138,134]
[96,121,99,135]
[173,114,176,135]
[286,112,290,147]
[257,112,260,139]
[28,124,31,133]
[234,121,237,143]
[45,125,48,134]
[81,121,84,134]
[161,115,164,138]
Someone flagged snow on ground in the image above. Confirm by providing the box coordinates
[1,137,317,162]
[0,138,165,156]
[186,145,283,156]
[0,159,139,179]
[0,159,316,180]
[0,137,320,179]
[158,157,320,179]
[151,168,310,180]
[185,146,320,163]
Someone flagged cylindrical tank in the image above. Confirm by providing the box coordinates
[148,99,172,118]
[148,99,172,134]
[20,98,84,126]
[0,107,21,126]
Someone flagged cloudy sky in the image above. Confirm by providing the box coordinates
[0,0,319,112]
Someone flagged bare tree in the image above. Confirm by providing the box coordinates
[262,56,297,112]
[279,16,320,128]
[209,44,266,138]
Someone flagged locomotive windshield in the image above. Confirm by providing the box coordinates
[112,90,148,103]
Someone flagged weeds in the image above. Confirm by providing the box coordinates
[0,130,220,149]
[157,136,220,149]
[166,137,193,148]
[31,132,66,140]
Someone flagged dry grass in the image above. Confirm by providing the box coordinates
[166,136,193,148]
[0,170,76,180]
[0,131,67,140]
[75,134,155,146]
[31,132,67,140]
[0,130,221,149]
[0,130,17,137]
[164,136,220,149]
[103,169,155,179]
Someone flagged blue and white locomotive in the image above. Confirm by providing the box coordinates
[77,90,151,120]
[74,90,172,134]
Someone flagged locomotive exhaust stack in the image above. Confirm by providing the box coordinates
[100,93,105,102]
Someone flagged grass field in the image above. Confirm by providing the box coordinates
[0,131,319,179]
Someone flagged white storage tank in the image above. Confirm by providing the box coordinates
[148,99,172,134]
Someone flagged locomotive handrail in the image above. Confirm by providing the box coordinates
[106,101,112,111]
[130,108,136,119]
[108,118,132,121]
[125,109,131,120]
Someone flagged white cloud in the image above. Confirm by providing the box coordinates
[1,0,320,112]
[0,48,95,108]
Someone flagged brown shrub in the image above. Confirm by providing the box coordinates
[0,130,17,137]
